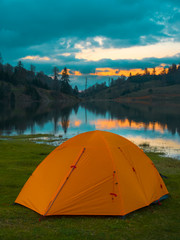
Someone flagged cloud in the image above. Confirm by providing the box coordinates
[1,0,179,48]
[27,53,180,77]
[0,0,180,78]
[21,55,50,61]
[75,41,180,61]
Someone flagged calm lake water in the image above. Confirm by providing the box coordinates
[0,101,180,159]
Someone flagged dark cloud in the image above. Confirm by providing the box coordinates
[0,0,180,74]
[26,53,180,76]
[72,54,180,73]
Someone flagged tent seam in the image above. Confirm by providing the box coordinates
[99,131,125,214]
[43,147,86,216]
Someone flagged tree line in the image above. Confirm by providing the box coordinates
[128,63,180,85]
[0,55,79,102]
[81,63,180,98]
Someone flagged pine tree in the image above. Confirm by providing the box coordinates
[73,85,79,95]
[30,64,36,73]
[144,68,150,75]
[17,61,23,70]
[60,67,72,94]
[53,67,59,90]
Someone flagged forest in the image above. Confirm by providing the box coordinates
[0,58,79,104]
[81,64,180,99]
[0,53,180,104]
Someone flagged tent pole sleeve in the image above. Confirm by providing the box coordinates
[43,147,86,216]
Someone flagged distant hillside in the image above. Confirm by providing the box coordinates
[81,64,180,103]
[0,81,79,108]
[0,62,79,106]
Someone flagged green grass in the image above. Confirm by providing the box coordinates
[0,136,180,240]
[0,134,54,139]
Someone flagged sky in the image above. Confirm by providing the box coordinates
[1,0,180,87]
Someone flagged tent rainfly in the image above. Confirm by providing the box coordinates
[15,130,168,216]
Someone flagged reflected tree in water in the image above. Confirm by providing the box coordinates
[61,116,70,134]
[51,103,73,134]
[0,101,180,136]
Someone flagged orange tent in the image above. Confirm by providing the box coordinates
[15,130,168,216]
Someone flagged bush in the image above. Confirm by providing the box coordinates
[24,85,41,101]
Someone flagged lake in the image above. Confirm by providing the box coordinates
[0,101,180,159]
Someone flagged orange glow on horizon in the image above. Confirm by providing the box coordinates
[73,71,82,76]
[57,64,178,77]
[59,69,82,76]
[90,67,167,77]
[90,119,167,133]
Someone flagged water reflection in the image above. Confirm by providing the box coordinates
[0,101,180,158]
[81,101,179,136]
[90,119,167,134]
[0,102,75,135]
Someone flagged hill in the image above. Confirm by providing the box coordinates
[0,81,78,107]
[81,64,180,103]
[0,62,79,106]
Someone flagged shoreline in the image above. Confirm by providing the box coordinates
[1,133,180,160]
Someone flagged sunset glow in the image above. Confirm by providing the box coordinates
[59,69,82,76]
[65,66,168,77]
[55,66,169,77]
[90,66,167,77]
[75,41,180,61]
[72,71,82,76]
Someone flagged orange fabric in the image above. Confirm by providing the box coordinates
[15,130,168,216]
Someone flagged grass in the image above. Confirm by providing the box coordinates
[0,134,54,139]
[0,136,180,240]
[139,142,150,147]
